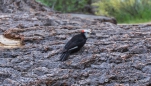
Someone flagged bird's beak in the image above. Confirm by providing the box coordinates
[90,30,92,33]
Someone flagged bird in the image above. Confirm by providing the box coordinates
[59,29,91,61]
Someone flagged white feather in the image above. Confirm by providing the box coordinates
[83,29,91,38]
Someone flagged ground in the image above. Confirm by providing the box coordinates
[0,11,151,86]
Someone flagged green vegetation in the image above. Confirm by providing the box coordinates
[93,0,151,23]
[36,0,151,23]
[36,0,90,13]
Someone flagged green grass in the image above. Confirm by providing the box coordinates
[93,0,151,24]
[36,0,89,13]
[120,19,151,24]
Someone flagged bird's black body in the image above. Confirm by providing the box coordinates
[60,33,87,61]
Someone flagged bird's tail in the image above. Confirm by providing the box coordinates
[59,51,70,61]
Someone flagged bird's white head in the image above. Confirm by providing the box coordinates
[81,29,91,38]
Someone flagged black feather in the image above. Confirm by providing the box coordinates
[59,32,87,61]
[59,51,70,61]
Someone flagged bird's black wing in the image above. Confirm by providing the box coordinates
[64,34,86,51]
[60,34,86,61]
